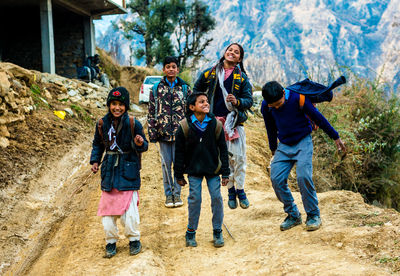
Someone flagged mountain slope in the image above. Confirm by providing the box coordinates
[96,0,400,89]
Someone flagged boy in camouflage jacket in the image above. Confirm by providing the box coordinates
[147,56,192,208]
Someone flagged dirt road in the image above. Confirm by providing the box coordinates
[4,117,400,275]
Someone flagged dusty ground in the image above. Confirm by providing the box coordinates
[1,110,400,275]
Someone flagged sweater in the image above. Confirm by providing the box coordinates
[261,92,339,151]
[174,114,230,179]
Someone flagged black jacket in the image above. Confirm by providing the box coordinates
[90,112,148,191]
[174,114,230,179]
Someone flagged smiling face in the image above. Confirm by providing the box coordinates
[109,100,126,118]
[163,62,179,81]
[224,44,242,65]
[189,95,210,115]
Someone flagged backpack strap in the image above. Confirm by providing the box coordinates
[97,118,107,147]
[180,117,223,141]
[129,115,143,169]
[182,84,188,99]
[215,119,223,140]
[152,81,160,119]
[129,115,135,137]
[179,118,190,139]
[299,94,305,109]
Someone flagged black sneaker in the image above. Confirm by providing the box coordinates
[213,229,224,247]
[185,231,197,247]
[306,215,322,231]
[104,243,116,258]
[129,240,142,255]
[280,215,302,231]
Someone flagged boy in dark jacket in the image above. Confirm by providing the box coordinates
[90,87,148,258]
[261,81,346,232]
[174,92,230,248]
[147,56,192,208]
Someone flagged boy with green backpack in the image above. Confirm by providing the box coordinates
[174,92,230,248]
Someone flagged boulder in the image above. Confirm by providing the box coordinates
[0,125,10,137]
[0,72,10,96]
[0,136,9,148]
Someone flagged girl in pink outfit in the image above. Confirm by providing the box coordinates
[90,87,148,258]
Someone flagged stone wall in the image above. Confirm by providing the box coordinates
[0,62,110,148]
[53,9,86,79]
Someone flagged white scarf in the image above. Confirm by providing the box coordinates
[216,65,238,138]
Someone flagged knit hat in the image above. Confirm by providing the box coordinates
[107,87,130,110]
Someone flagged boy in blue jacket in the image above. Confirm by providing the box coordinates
[174,92,230,248]
[261,81,346,231]
[90,87,148,258]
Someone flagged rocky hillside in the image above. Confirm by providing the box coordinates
[96,0,400,90]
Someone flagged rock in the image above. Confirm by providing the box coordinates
[68,89,78,97]
[0,63,35,85]
[70,95,83,103]
[64,108,74,116]
[57,94,69,101]
[12,79,23,90]
[0,125,10,137]
[96,101,103,108]
[0,72,11,96]
[87,82,100,89]
[43,89,53,99]
[0,136,9,148]
[0,114,25,125]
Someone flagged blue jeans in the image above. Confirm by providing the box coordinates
[187,176,224,230]
[270,135,320,217]
[159,141,181,197]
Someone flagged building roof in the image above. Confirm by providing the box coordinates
[0,0,126,17]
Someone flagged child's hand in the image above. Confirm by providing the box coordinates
[91,163,99,173]
[134,134,144,146]
[221,178,229,186]
[226,94,238,106]
[177,178,187,186]
[334,138,347,159]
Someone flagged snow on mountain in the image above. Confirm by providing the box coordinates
[95,0,400,90]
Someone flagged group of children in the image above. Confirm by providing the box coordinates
[90,43,346,258]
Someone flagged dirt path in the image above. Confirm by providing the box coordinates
[5,118,400,275]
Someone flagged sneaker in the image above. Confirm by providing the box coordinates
[236,189,249,209]
[227,187,238,209]
[185,231,197,247]
[129,240,142,255]
[104,243,116,258]
[280,215,302,231]
[306,215,322,231]
[165,195,174,208]
[174,195,183,207]
[213,229,224,248]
